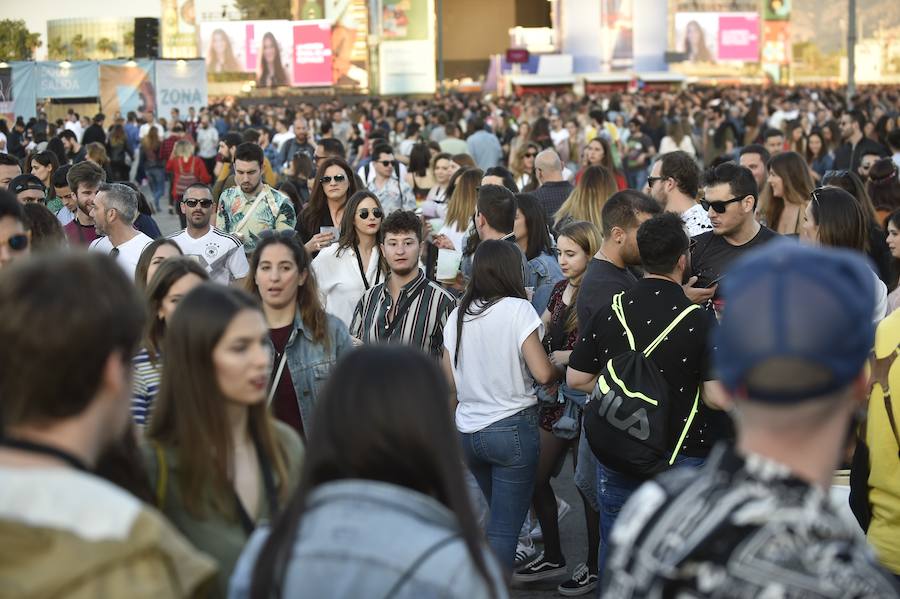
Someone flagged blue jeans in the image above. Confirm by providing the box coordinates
[146,167,166,209]
[460,406,540,569]
[596,455,706,582]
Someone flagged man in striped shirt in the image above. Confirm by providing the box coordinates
[351,210,456,357]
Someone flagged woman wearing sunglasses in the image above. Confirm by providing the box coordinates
[511,142,540,193]
[0,192,30,271]
[297,157,358,257]
[312,191,386,328]
[247,231,352,439]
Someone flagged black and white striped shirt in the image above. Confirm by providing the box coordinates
[350,269,456,357]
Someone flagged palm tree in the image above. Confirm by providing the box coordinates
[70,34,87,60]
[48,36,67,60]
[123,30,134,55]
[96,37,113,58]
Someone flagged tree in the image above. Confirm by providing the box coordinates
[234,0,291,19]
[123,30,134,54]
[96,37,114,57]
[70,34,88,60]
[0,19,41,61]
[48,36,67,60]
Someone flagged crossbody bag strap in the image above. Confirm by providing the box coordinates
[871,348,900,458]
[353,246,381,291]
[267,328,297,405]
[611,292,635,351]
[644,304,702,357]
[152,441,168,510]
[232,192,268,235]
[383,281,428,339]
[233,427,280,536]
[379,534,461,599]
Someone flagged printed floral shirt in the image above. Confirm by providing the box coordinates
[215,184,296,254]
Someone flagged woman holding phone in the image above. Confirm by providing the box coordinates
[297,157,358,257]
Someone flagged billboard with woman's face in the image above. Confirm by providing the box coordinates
[674,12,759,64]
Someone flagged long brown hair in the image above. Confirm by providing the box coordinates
[336,190,384,255]
[147,284,291,518]
[764,151,814,234]
[143,257,209,362]
[299,157,357,236]
[556,221,601,332]
[246,233,330,348]
[444,167,482,232]
[586,137,618,174]
[554,165,617,229]
[142,126,161,152]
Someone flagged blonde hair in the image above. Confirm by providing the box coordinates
[554,165,617,229]
[445,168,482,232]
[556,220,602,332]
[85,142,109,167]
[173,139,195,159]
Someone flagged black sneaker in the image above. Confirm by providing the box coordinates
[512,552,567,583]
[557,563,598,596]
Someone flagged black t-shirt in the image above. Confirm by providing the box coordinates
[576,258,638,334]
[570,278,722,457]
[690,225,779,293]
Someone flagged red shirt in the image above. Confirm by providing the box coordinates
[269,325,304,439]
[64,219,99,247]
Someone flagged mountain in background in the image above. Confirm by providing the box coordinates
[792,0,900,52]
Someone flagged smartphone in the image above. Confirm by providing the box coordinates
[705,274,726,288]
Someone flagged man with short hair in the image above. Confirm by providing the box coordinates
[161,123,187,164]
[429,112,448,143]
[533,149,574,222]
[138,110,164,139]
[196,114,219,177]
[647,151,711,236]
[8,174,45,204]
[169,183,249,286]
[331,109,352,148]
[82,113,107,146]
[601,242,900,598]
[63,160,106,246]
[834,109,886,172]
[466,117,503,171]
[52,165,76,226]
[569,211,727,577]
[316,138,345,167]
[59,130,86,165]
[439,122,469,155]
[763,128,785,157]
[623,118,656,191]
[367,143,415,215]
[88,183,153,279]
[351,210,456,357]
[858,150,882,183]
[216,142,296,255]
[63,109,84,142]
[0,153,22,188]
[0,252,216,595]
[0,190,30,270]
[687,162,778,309]
[738,143,770,193]
[549,113,570,148]
[887,128,900,171]
[278,116,316,170]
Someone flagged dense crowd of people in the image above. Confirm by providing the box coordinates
[1,83,900,598]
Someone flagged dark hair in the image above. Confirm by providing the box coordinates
[408,143,431,177]
[600,189,661,237]
[514,193,554,260]
[739,143,771,164]
[704,162,759,208]
[765,151,815,231]
[866,158,900,215]
[822,170,879,224]
[455,240,527,367]
[318,138,345,159]
[637,212,690,275]
[234,142,264,166]
[805,130,828,162]
[222,132,243,149]
[28,151,59,180]
[476,184,516,234]
[46,137,67,165]
[58,129,77,143]
[763,128,785,142]
[66,160,106,193]
[143,256,209,361]
[810,186,868,252]
[258,32,289,86]
[381,209,422,243]
[483,166,520,193]
[336,190,385,257]
[660,151,700,198]
[300,157,357,236]
[845,109,866,131]
[277,180,303,216]
[135,238,184,293]
[148,284,291,518]
[452,153,476,169]
[372,143,394,161]
[248,346,499,599]
[21,203,65,252]
[0,253,144,427]
[0,189,24,224]
[242,128,261,144]
[887,128,900,151]
[291,153,314,180]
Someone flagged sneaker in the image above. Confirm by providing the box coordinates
[529,498,572,540]
[514,540,537,568]
[512,552,567,583]
[557,563,598,596]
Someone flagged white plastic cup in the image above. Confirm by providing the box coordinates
[436,248,462,281]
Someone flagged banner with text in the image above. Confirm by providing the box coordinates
[37,62,100,99]
[155,60,207,116]
[601,0,634,70]
[674,13,759,63]
[161,0,200,58]
[378,0,435,94]
[292,21,333,86]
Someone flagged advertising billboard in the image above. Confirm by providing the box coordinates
[601,0,634,70]
[292,21,333,86]
[674,12,759,63]
[99,60,156,116]
[156,60,208,116]
[378,0,435,94]
[161,0,200,58]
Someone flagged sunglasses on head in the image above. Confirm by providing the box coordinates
[358,208,384,219]
[378,160,397,167]
[700,195,746,214]
[182,198,213,208]
[2,234,28,252]
[320,174,346,184]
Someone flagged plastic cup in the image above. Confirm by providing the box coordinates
[436,248,462,281]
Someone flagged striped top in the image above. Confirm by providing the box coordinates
[350,269,457,357]
[132,347,162,427]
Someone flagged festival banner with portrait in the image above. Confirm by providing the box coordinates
[378,0,435,94]
[601,0,634,70]
[99,60,156,117]
[161,0,200,58]
[292,21,333,87]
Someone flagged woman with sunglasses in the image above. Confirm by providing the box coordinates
[511,142,540,193]
[144,284,304,599]
[247,231,352,439]
[297,157,358,256]
[0,193,30,271]
[312,191,386,328]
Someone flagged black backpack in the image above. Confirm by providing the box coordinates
[584,292,701,479]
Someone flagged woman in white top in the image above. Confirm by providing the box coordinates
[432,167,482,254]
[312,191,385,327]
[658,118,696,157]
[421,152,454,218]
[884,210,900,315]
[442,240,560,570]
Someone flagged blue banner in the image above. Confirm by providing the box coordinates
[11,62,36,121]
[154,60,207,117]
[37,62,100,99]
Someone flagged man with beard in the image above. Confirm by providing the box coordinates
[87,183,152,279]
[833,109,886,172]
[62,161,105,246]
[351,210,456,356]
[278,115,316,171]
[216,143,296,255]
[168,183,249,286]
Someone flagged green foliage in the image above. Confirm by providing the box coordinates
[234,0,291,19]
[47,37,67,60]
[0,19,41,61]
[70,34,88,60]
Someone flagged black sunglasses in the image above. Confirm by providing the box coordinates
[358,208,384,219]
[183,198,213,208]
[647,176,665,187]
[701,196,746,214]
[320,174,346,184]
[3,234,28,251]
[524,152,537,158]
[378,160,397,167]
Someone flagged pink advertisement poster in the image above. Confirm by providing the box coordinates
[718,15,759,61]
[292,22,333,86]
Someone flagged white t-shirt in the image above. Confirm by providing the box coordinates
[681,203,713,237]
[168,227,250,285]
[311,243,382,328]
[89,231,153,280]
[444,297,543,433]
[56,206,75,227]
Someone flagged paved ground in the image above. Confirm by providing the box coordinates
[511,454,593,599]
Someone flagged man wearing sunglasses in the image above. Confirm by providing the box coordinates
[169,183,249,286]
[366,143,415,216]
[0,190,30,271]
[686,162,777,308]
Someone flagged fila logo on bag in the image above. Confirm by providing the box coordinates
[594,389,650,441]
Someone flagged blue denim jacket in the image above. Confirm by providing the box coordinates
[228,480,507,599]
[527,251,564,314]
[270,311,352,435]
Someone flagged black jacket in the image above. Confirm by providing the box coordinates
[833,137,886,172]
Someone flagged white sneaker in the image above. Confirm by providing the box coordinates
[515,539,537,567]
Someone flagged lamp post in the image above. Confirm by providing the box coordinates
[847,0,856,108]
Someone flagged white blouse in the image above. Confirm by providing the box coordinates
[311,243,382,328]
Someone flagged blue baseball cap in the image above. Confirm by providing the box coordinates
[714,240,876,403]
